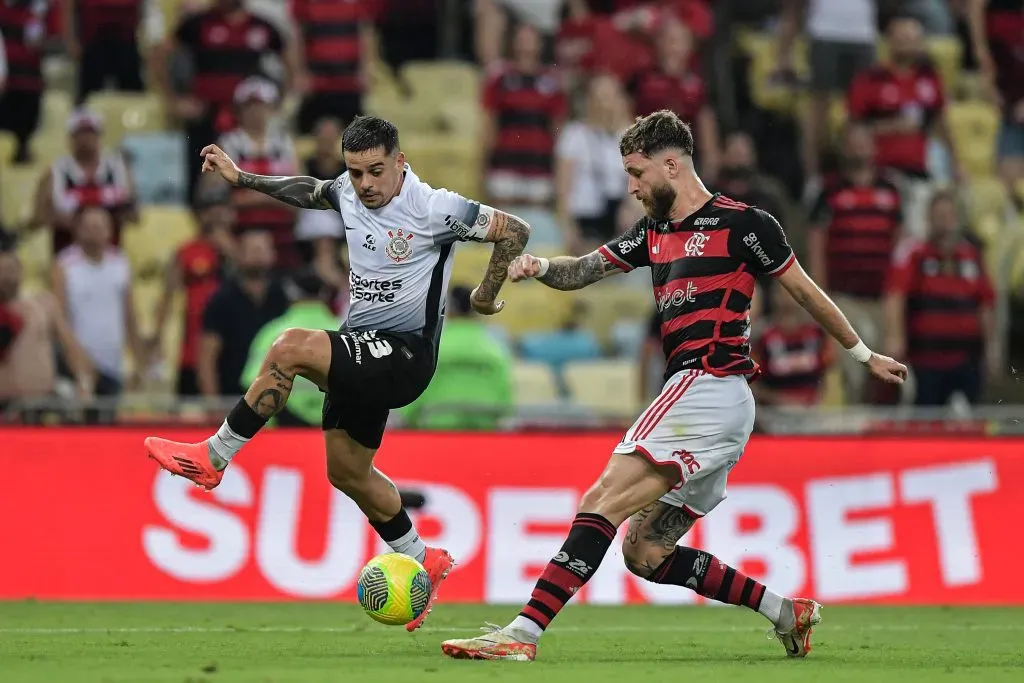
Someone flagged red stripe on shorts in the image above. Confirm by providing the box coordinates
[634,370,700,441]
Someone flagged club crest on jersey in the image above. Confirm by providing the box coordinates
[385,228,414,262]
[684,232,709,257]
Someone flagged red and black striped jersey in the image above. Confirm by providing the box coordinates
[808,171,903,299]
[885,239,995,370]
[599,193,795,380]
[753,323,831,405]
[290,0,369,95]
[0,0,48,92]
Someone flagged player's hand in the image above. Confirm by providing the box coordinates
[866,353,908,384]
[508,254,544,282]
[200,144,242,185]
[469,286,505,315]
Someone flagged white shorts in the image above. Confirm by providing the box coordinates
[614,369,755,517]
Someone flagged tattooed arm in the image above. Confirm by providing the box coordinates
[471,211,531,313]
[508,250,625,291]
[199,143,333,210]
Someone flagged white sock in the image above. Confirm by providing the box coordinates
[206,421,249,469]
[507,615,542,643]
[759,590,787,628]
[387,526,427,564]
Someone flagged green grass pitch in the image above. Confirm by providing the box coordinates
[1,602,1022,682]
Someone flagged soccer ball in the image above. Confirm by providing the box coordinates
[357,552,432,625]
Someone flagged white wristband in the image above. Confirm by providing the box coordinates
[535,257,550,278]
[847,340,872,363]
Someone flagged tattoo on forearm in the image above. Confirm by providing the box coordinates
[477,214,530,301]
[236,172,330,209]
[538,252,617,291]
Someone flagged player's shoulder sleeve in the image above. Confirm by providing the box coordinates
[319,173,349,214]
[729,206,796,277]
[598,218,651,272]
[426,187,494,245]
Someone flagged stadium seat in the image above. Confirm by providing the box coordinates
[820,365,846,407]
[562,359,640,419]
[15,228,52,291]
[86,93,166,147]
[400,61,481,109]
[512,361,562,405]
[497,280,576,337]
[947,102,999,178]
[295,136,315,163]
[965,176,1009,245]
[123,205,196,277]
[575,281,653,346]
[401,133,481,198]
[737,29,809,115]
[0,165,40,228]
[925,36,962,96]
[40,90,73,136]
[0,131,16,167]
[519,329,602,371]
[610,319,646,358]
[450,242,493,288]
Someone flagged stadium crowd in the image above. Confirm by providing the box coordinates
[0,0,1022,428]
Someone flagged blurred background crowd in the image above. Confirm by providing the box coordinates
[0,0,1022,433]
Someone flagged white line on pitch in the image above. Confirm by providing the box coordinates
[0,624,1021,635]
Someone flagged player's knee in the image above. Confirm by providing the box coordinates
[326,459,372,493]
[620,540,670,579]
[267,328,315,371]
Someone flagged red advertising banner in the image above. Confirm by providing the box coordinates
[0,429,1020,605]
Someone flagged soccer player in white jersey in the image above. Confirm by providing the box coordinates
[144,117,531,630]
[440,110,908,661]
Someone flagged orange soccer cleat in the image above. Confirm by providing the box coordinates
[405,546,454,632]
[144,437,223,491]
[774,598,822,658]
[441,625,538,661]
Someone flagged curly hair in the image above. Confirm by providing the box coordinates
[619,109,695,158]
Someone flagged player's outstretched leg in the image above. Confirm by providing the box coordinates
[324,430,454,632]
[621,501,822,657]
[440,452,676,661]
[144,328,332,490]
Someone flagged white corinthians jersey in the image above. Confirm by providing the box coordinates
[323,165,493,334]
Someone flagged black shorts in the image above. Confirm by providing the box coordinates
[322,329,436,449]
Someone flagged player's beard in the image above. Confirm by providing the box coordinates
[644,181,677,222]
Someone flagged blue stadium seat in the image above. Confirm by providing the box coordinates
[519,329,603,375]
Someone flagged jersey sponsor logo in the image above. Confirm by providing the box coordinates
[657,282,697,312]
[743,232,773,268]
[350,273,403,303]
[693,217,719,227]
[384,228,414,262]
[362,234,376,251]
[444,215,473,240]
[684,232,709,257]
[618,234,645,254]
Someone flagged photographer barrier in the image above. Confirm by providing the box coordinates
[1,429,1020,604]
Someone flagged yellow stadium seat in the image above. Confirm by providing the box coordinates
[576,281,653,346]
[294,136,315,163]
[402,133,482,198]
[86,93,167,146]
[512,361,561,405]
[1,165,41,228]
[497,280,576,337]
[820,366,846,407]
[563,359,640,419]
[450,242,493,288]
[15,228,52,291]
[401,60,481,108]
[0,131,17,167]
[738,29,809,114]
[967,175,1008,219]
[925,36,962,96]
[123,205,196,276]
[947,101,999,177]
[40,90,73,136]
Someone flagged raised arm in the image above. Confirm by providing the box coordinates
[470,210,531,313]
[199,144,333,210]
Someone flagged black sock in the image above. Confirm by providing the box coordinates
[369,508,426,561]
[227,399,268,439]
[651,546,767,611]
[519,513,617,630]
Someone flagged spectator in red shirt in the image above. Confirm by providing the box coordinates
[482,22,568,208]
[0,0,48,163]
[847,14,961,238]
[807,122,903,401]
[966,0,1024,209]
[884,189,998,406]
[556,0,642,90]
[753,285,833,407]
[150,190,236,397]
[629,17,719,179]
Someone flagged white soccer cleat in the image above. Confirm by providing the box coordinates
[441,624,537,662]
[773,598,822,658]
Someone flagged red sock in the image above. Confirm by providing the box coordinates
[519,513,617,630]
[651,547,766,610]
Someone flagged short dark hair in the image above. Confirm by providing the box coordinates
[449,285,473,316]
[288,267,327,300]
[342,116,400,156]
[619,110,694,158]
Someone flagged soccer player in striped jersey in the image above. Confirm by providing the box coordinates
[441,110,907,662]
